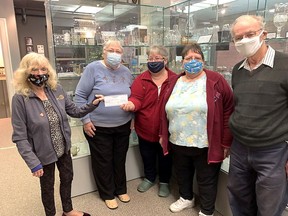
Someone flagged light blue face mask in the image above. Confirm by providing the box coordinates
[107,52,122,69]
[184,59,203,74]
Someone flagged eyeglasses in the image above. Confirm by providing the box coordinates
[31,67,48,72]
[105,49,123,54]
[183,56,203,62]
[233,29,262,42]
[147,57,165,62]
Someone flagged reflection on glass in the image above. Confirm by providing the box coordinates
[273,3,288,38]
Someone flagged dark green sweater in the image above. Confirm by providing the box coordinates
[229,51,288,147]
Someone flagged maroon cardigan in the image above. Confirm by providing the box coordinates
[129,68,178,142]
[159,69,234,163]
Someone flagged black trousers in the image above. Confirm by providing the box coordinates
[40,152,73,216]
[85,121,131,200]
[171,144,221,215]
[138,136,172,183]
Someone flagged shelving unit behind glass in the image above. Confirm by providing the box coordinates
[45,0,164,77]
[162,0,288,173]
[164,0,288,75]
[44,0,288,161]
[44,0,165,158]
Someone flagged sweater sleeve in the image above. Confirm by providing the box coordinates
[74,64,98,124]
[219,76,234,147]
[129,75,146,111]
[11,94,42,170]
[57,85,98,118]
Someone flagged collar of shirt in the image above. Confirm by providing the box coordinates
[238,46,275,71]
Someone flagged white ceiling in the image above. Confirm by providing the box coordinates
[13,0,284,30]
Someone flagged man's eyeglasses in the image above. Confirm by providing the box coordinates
[233,29,262,42]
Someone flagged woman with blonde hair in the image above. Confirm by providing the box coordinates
[11,52,104,216]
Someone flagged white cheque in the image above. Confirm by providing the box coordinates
[104,94,128,107]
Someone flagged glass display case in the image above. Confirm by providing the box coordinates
[45,0,288,162]
[44,0,164,158]
[159,2,288,214]
[44,0,288,198]
[162,0,288,176]
[45,0,164,76]
[163,0,288,77]
[44,0,162,196]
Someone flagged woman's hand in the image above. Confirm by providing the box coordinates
[33,169,44,178]
[120,101,135,112]
[223,148,230,158]
[92,94,104,106]
[83,122,96,137]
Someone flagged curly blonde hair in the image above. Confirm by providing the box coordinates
[13,52,58,96]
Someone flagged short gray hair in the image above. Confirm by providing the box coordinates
[146,45,169,60]
[230,15,265,37]
[102,38,123,52]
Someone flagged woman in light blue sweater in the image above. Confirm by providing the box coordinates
[74,39,133,210]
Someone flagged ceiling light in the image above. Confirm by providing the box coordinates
[75,6,103,14]
[51,5,79,12]
[269,9,275,13]
[203,0,235,4]
[180,0,235,13]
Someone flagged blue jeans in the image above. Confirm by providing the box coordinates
[227,139,288,216]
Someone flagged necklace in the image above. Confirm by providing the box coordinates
[33,89,48,101]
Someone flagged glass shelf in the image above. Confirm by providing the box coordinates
[69,117,139,159]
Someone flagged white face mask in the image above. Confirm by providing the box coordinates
[235,30,264,57]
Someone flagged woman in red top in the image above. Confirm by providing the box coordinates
[121,45,177,197]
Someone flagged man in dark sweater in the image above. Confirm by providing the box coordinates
[228,15,288,216]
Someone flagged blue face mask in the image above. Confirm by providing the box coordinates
[107,52,122,69]
[147,61,165,73]
[184,59,203,74]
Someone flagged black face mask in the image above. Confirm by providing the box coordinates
[147,61,165,73]
[28,74,49,87]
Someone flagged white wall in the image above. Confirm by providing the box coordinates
[0,42,3,67]
[0,0,21,113]
[0,0,21,70]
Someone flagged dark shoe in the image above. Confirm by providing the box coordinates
[62,212,90,216]
[158,183,170,197]
[137,178,155,192]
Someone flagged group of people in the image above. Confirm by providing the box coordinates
[11,14,288,216]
